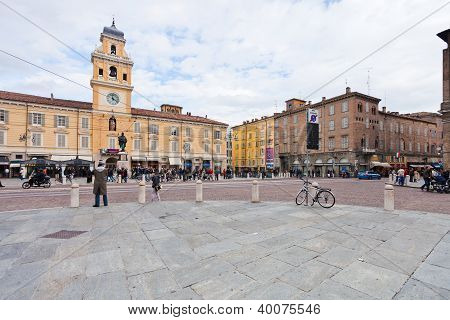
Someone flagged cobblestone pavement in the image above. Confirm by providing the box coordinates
[0,178,448,214]
[0,201,449,299]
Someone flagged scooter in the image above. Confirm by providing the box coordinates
[22,175,51,189]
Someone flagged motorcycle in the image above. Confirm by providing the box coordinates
[22,175,51,189]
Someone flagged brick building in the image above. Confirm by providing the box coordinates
[437,29,450,170]
[274,87,442,176]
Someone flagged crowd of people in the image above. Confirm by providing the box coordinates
[130,167,234,182]
[390,166,450,190]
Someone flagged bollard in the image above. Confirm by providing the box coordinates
[389,173,392,182]
[196,180,203,202]
[251,180,260,203]
[70,183,79,208]
[404,175,409,186]
[138,180,146,204]
[384,184,394,211]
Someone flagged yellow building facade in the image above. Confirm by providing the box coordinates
[0,21,227,176]
[231,115,274,173]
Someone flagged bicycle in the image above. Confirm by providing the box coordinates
[295,177,335,208]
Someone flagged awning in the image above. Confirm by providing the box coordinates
[131,156,146,161]
[146,156,159,161]
[9,163,21,168]
[51,155,74,161]
[169,157,182,166]
[370,161,391,168]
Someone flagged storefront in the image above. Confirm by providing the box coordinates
[0,156,9,177]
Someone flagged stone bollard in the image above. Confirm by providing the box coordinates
[138,180,146,204]
[389,173,392,182]
[404,175,409,186]
[70,183,79,208]
[196,180,203,202]
[251,180,260,203]
[384,184,394,211]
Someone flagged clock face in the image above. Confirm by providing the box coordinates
[106,92,120,106]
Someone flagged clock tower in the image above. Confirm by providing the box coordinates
[90,19,133,113]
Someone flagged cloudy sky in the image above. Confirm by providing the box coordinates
[0,0,448,126]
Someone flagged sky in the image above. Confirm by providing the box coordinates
[0,0,449,126]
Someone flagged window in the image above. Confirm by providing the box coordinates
[110,45,116,55]
[424,128,428,137]
[283,118,288,126]
[184,142,191,152]
[293,114,298,124]
[149,124,159,135]
[390,141,393,151]
[55,115,68,128]
[408,126,412,135]
[365,118,369,129]
[81,117,89,129]
[294,127,298,137]
[283,129,287,139]
[417,127,420,135]
[204,143,210,153]
[81,136,89,149]
[408,142,412,152]
[274,131,278,140]
[341,101,348,112]
[57,134,66,148]
[215,144,221,154]
[341,135,349,148]
[329,120,335,131]
[214,130,221,140]
[365,102,369,113]
[150,140,158,151]
[32,133,42,146]
[400,139,405,151]
[171,126,179,136]
[31,113,44,126]
[123,73,127,81]
[329,105,335,115]
[171,141,178,152]
[109,137,115,149]
[185,127,191,137]
[425,143,429,153]
[395,123,399,133]
[134,139,141,150]
[417,142,420,152]
[328,137,335,150]
[341,117,348,128]
[204,129,209,138]
[400,124,403,134]
[0,130,5,145]
[0,110,8,123]
[317,109,321,117]
[357,103,363,112]
[134,122,141,133]
[274,120,279,128]
[380,121,384,131]
[390,123,394,133]
[99,68,103,77]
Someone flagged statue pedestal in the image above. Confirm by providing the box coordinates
[118,152,128,161]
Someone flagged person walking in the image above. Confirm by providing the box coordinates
[0,178,4,187]
[420,167,431,192]
[93,160,108,207]
[397,168,405,186]
[151,172,161,201]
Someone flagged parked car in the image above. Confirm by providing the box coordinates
[358,171,381,180]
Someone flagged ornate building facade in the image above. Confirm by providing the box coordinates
[0,21,227,176]
[438,29,450,170]
[273,87,443,176]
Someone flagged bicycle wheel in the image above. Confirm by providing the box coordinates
[295,189,307,205]
[316,190,335,208]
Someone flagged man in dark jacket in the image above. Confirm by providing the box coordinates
[93,160,108,207]
[420,168,432,192]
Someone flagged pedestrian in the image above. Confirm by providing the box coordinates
[93,160,108,207]
[420,167,431,192]
[0,178,4,187]
[397,168,405,186]
[151,172,161,201]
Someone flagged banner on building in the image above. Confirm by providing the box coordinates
[307,109,319,150]
[266,148,274,163]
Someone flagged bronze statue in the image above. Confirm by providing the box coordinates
[118,132,127,151]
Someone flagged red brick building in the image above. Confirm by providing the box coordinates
[437,29,450,170]
[274,87,443,176]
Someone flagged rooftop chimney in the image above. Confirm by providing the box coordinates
[382,106,386,113]
[50,93,54,100]
[346,87,351,94]
[322,97,326,101]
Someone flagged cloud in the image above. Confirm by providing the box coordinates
[0,0,448,126]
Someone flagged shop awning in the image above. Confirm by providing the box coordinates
[370,161,391,168]
[51,155,75,161]
[131,156,146,161]
[146,156,159,161]
[169,157,182,165]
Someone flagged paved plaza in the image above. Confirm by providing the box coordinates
[0,201,449,300]
[0,177,449,214]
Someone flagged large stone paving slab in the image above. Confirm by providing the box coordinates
[0,201,449,300]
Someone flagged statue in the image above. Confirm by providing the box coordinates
[118,132,127,152]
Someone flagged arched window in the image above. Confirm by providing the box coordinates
[375,136,379,149]
[357,103,363,112]
[109,66,117,79]
[111,45,116,55]
[431,144,436,154]
[361,135,366,148]
[400,139,405,151]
